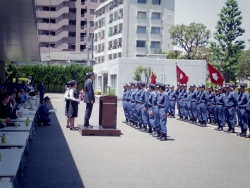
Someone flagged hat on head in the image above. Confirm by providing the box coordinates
[190,84,196,87]
[155,82,160,87]
[123,83,128,87]
[171,85,174,88]
[224,84,229,88]
[71,80,77,85]
[166,84,170,87]
[44,96,51,101]
[208,85,213,89]
[130,82,135,86]
[159,83,166,90]
[149,83,155,88]
[140,81,145,87]
[240,84,245,88]
[183,84,187,87]
[219,87,224,91]
[66,81,72,85]
[201,84,205,89]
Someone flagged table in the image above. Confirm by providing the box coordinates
[0,182,13,188]
[0,149,24,187]
[0,132,29,148]
[1,122,32,132]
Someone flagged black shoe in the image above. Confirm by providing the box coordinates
[237,132,243,136]
[217,127,223,131]
[160,133,167,141]
[245,135,250,138]
[84,125,93,128]
[70,127,78,130]
[146,127,153,133]
[141,126,147,132]
[66,125,70,128]
[241,132,247,137]
[224,128,231,133]
[43,122,51,126]
[153,130,160,137]
[229,129,235,133]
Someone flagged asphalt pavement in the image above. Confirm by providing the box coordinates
[19,93,250,188]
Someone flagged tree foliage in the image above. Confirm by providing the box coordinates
[5,63,92,92]
[166,50,185,59]
[237,49,250,81]
[169,22,211,60]
[210,0,245,82]
[133,66,156,86]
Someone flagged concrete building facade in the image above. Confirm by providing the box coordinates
[35,0,105,61]
[93,0,175,64]
[93,58,207,99]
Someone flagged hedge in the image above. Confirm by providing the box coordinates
[5,63,93,93]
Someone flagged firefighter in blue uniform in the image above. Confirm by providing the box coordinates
[122,83,129,123]
[152,83,161,138]
[182,84,189,121]
[187,86,192,121]
[214,87,226,131]
[134,82,141,128]
[190,85,197,123]
[177,84,184,120]
[129,82,137,127]
[196,85,202,125]
[139,81,149,132]
[169,85,176,118]
[156,83,170,141]
[147,84,155,133]
[207,86,215,124]
[199,84,208,127]
[175,83,181,116]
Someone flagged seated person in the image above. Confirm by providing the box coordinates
[15,91,22,105]
[6,92,18,119]
[0,92,11,119]
[37,96,51,126]
[20,89,27,103]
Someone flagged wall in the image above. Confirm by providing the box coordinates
[93,57,206,99]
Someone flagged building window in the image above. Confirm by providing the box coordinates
[137,12,146,19]
[151,27,160,34]
[152,12,161,19]
[138,0,146,4]
[136,41,146,47]
[152,0,161,5]
[90,0,97,2]
[97,76,102,88]
[90,21,94,27]
[100,0,106,2]
[90,9,95,14]
[137,26,146,33]
[151,41,160,48]
[110,75,117,88]
[136,54,144,57]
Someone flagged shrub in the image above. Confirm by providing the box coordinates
[94,90,101,95]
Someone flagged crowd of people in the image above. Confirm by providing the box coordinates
[0,78,51,126]
[122,82,250,140]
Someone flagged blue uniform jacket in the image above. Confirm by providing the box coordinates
[216,93,225,105]
[140,88,149,108]
[182,90,189,101]
[224,91,237,107]
[122,89,127,101]
[157,91,170,114]
[38,103,50,117]
[148,91,154,107]
[131,88,138,102]
[135,89,142,103]
[237,92,249,108]
[207,91,215,105]
[169,90,176,101]
[199,90,208,103]
[190,90,197,102]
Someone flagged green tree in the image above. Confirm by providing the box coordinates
[210,0,245,82]
[169,22,211,60]
[166,50,185,59]
[237,49,250,81]
[133,65,144,81]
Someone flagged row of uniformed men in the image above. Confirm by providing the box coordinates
[122,82,250,139]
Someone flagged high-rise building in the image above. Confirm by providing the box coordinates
[35,0,106,62]
[93,0,175,64]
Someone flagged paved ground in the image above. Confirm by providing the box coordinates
[19,93,250,188]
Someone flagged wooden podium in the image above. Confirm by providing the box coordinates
[78,96,121,136]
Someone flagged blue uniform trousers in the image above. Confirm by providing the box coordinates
[196,103,201,121]
[179,100,184,117]
[208,104,215,121]
[40,92,44,104]
[159,108,167,134]
[217,105,225,127]
[130,102,136,122]
[225,107,236,129]
[238,108,248,131]
[182,101,188,118]
[190,102,197,120]
[187,101,191,118]
[136,104,142,123]
[177,101,181,116]
[147,107,154,128]
[170,101,175,116]
[122,101,127,119]
[153,106,160,131]
[200,103,208,122]
[214,106,218,123]
[141,105,148,126]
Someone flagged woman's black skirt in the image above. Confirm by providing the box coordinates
[68,100,78,118]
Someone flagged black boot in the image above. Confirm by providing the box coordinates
[215,126,223,131]
[224,128,231,133]
[229,128,235,133]
[241,130,247,137]
[141,126,147,132]
[146,127,153,133]
[150,128,156,135]
[153,130,160,137]
[157,131,162,139]
[160,133,167,141]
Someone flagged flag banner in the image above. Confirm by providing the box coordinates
[207,63,224,86]
[176,65,189,84]
[151,72,156,84]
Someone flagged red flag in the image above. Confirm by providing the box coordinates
[151,72,156,84]
[176,65,189,84]
[207,63,224,86]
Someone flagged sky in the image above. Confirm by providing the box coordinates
[174,0,250,49]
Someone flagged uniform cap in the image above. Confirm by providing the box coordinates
[66,81,72,85]
[155,82,160,87]
[219,87,224,91]
[130,82,135,86]
[183,84,187,87]
[123,83,128,86]
[149,83,155,88]
[71,80,77,85]
[240,84,245,88]
[166,84,170,87]
[159,83,166,90]
[171,85,174,88]
[140,81,145,87]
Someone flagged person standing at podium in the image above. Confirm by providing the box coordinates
[84,72,95,128]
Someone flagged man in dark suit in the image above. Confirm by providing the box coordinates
[37,96,51,126]
[0,92,11,119]
[84,72,95,128]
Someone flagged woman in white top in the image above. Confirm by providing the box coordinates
[68,80,80,130]
[64,81,72,128]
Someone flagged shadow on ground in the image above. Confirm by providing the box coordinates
[18,103,85,188]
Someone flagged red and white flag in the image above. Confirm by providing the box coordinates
[207,63,224,86]
[151,72,156,84]
[176,65,189,84]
